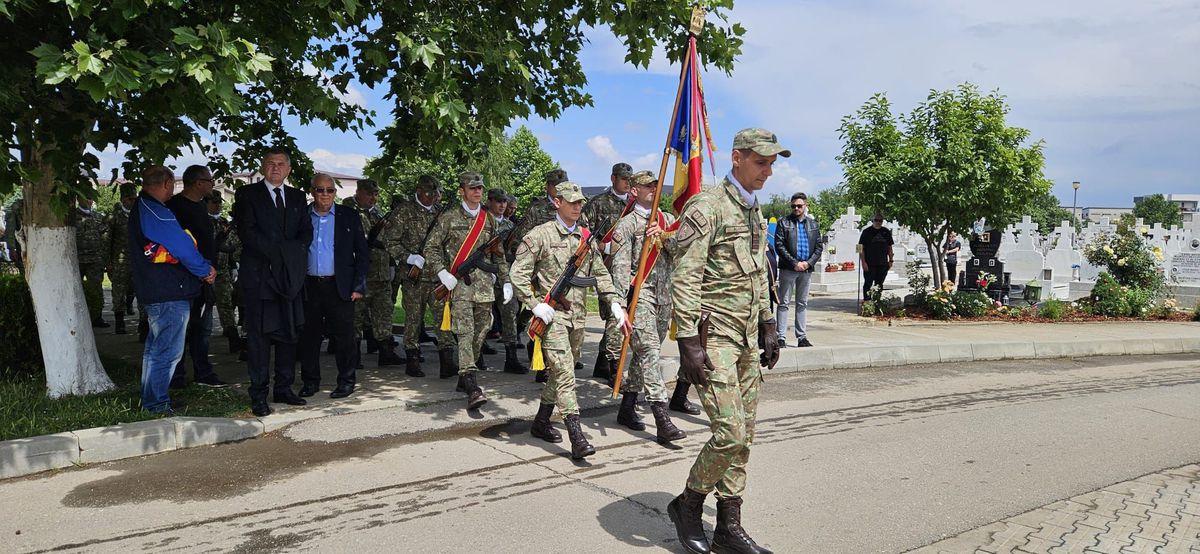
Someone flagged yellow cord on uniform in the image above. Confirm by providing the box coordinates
[669,319,678,341]
[440,301,452,331]
[531,335,545,371]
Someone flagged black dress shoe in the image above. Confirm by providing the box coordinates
[329,385,355,399]
[252,402,272,417]
[574,361,584,371]
[299,384,319,397]
[273,391,307,406]
[776,338,787,349]
[797,337,813,347]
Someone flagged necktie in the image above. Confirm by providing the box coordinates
[273,187,285,226]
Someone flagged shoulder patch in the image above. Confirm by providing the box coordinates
[516,235,535,258]
[676,210,710,249]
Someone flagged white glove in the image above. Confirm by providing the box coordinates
[611,302,628,329]
[437,270,458,291]
[407,254,425,268]
[603,241,612,255]
[532,302,555,324]
[502,283,514,304]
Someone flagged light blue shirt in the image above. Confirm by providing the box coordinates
[308,203,335,276]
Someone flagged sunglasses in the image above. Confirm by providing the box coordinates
[313,188,336,194]
[791,204,805,209]
[872,219,883,223]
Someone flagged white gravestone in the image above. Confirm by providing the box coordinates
[1170,252,1200,284]
[1046,220,1082,283]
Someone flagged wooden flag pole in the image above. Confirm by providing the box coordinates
[611,6,705,398]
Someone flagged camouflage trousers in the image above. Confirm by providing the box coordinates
[401,280,453,351]
[685,333,762,498]
[108,258,132,316]
[215,269,238,330]
[451,300,491,375]
[493,282,519,345]
[79,262,104,321]
[619,301,671,402]
[538,322,585,416]
[367,279,396,343]
[602,304,621,362]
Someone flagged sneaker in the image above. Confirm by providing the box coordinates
[776,338,787,349]
[797,337,813,348]
[194,374,230,388]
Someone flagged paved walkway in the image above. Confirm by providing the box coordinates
[912,464,1200,553]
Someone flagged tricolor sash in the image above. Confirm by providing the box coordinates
[439,208,490,331]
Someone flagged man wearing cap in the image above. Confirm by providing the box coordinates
[667,128,784,554]
[213,190,244,355]
[75,196,110,328]
[106,182,139,335]
[422,171,510,411]
[510,168,570,382]
[487,187,527,374]
[393,175,452,377]
[609,170,687,445]
[583,162,634,384]
[511,181,628,460]
[344,179,404,367]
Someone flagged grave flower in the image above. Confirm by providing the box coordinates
[1117,258,1126,266]
[1152,246,1164,262]
[976,271,996,288]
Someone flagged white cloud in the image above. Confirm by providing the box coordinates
[761,161,814,200]
[309,148,370,175]
[585,135,621,164]
[632,152,660,170]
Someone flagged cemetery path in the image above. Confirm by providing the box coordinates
[3,353,1199,553]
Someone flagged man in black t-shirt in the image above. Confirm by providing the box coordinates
[165,165,227,388]
[857,212,894,301]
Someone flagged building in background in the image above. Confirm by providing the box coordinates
[1134,193,1199,224]
[1080,206,1134,224]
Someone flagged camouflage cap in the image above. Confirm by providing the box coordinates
[459,171,484,188]
[555,181,585,203]
[732,128,792,158]
[611,162,633,178]
[415,174,440,192]
[544,168,568,185]
[487,188,508,202]
[506,194,518,205]
[629,170,657,187]
[119,182,137,198]
[356,179,379,192]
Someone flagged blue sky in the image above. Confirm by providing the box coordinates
[107,0,1199,209]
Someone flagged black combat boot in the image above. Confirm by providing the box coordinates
[405,349,424,377]
[365,329,378,354]
[668,488,711,554]
[113,312,127,335]
[504,343,528,374]
[525,339,534,362]
[419,329,436,344]
[438,349,457,379]
[563,414,595,460]
[616,392,646,431]
[481,340,497,355]
[377,338,404,367]
[712,497,772,554]
[535,369,548,383]
[476,355,489,372]
[530,402,562,443]
[463,372,487,410]
[591,354,611,380]
[670,381,703,415]
[650,401,687,444]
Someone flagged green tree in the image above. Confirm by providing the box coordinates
[506,126,559,211]
[1027,190,1075,233]
[838,83,1051,285]
[808,184,851,235]
[1,1,743,397]
[1133,194,1184,229]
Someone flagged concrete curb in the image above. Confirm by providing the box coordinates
[3,334,1199,481]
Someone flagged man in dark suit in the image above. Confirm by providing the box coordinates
[298,174,369,399]
[774,191,823,348]
[232,147,314,416]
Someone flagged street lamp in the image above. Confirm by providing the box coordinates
[1072,181,1081,224]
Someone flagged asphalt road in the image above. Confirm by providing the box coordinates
[4,353,1200,553]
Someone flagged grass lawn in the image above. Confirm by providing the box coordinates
[0,355,246,442]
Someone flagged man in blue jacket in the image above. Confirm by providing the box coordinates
[774,192,823,348]
[128,166,216,414]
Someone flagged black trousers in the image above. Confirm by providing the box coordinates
[171,290,216,385]
[299,277,357,389]
[863,263,889,299]
[946,261,958,285]
[243,293,299,403]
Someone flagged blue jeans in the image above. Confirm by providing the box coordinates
[142,300,191,412]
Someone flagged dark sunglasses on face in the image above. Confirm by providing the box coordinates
[313,188,336,194]
[792,204,805,209]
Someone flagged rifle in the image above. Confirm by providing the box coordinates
[407,210,442,280]
[366,210,389,250]
[432,228,512,301]
[526,234,597,340]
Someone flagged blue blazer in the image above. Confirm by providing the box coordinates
[327,204,370,301]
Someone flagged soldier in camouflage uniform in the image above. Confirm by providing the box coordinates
[5,197,23,274]
[609,170,687,444]
[511,182,628,460]
[510,168,570,382]
[487,189,527,374]
[212,191,244,354]
[666,129,786,554]
[344,179,404,367]
[105,183,137,334]
[76,198,110,327]
[394,175,454,378]
[583,162,634,383]
[423,171,510,411]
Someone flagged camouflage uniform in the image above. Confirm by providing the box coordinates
[510,201,622,416]
[75,206,109,322]
[493,214,519,345]
[583,167,633,371]
[423,193,508,378]
[393,195,453,352]
[214,213,241,330]
[4,198,23,273]
[672,135,783,501]
[343,196,396,345]
[610,206,675,401]
[105,201,134,319]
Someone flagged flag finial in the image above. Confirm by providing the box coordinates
[689,5,706,35]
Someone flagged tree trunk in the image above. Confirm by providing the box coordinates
[22,146,114,397]
[925,237,944,286]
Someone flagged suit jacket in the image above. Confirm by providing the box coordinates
[233,180,314,298]
[775,213,823,272]
[326,204,369,301]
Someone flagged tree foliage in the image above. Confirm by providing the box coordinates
[1028,190,1075,233]
[837,83,1051,284]
[1133,194,1183,229]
